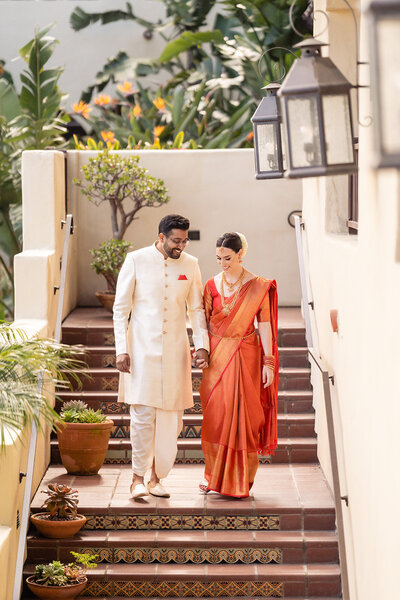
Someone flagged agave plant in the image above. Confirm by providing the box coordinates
[40,483,79,520]
[0,323,84,452]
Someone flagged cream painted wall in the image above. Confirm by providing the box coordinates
[0,0,166,105]
[0,320,53,600]
[301,2,400,599]
[67,149,302,306]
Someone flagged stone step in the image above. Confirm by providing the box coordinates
[30,464,337,532]
[60,307,307,349]
[61,366,312,393]
[50,436,318,465]
[26,529,338,565]
[56,390,315,415]
[23,562,341,597]
[99,413,316,440]
[76,345,310,369]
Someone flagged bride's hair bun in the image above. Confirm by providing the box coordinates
[235,232,248,257]
[216,232,248,257]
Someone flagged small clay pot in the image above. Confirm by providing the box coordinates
[30,513,86,538]
[95,291,115,312]
[57,420,114,475]
[26,576,87,599]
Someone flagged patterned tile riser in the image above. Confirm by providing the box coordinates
[84,514,280,531]
[102,455,272,465]
[83,580,283,597]
[76,547,282,564]
[111,424,202,439]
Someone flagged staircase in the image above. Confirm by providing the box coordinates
[24,307,342,598]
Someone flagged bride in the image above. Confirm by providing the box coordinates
[196,232,278,498]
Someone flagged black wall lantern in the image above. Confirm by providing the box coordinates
[278,38,357,178]
[251,83,285,179]
[368,0,400,168]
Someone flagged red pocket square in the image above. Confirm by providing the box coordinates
[178,274,188,280]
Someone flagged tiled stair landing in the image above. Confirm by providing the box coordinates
[23,307,342,598]
[27,463,340,598]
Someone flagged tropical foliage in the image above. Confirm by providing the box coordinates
[69,0,312,149]
[0,25,68,319]
[0,323,83,452]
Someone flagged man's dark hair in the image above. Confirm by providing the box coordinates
[158,214,190,235]
[216,232,242,253]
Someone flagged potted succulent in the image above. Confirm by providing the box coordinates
[90,239,131,312]
[30,483,86,539]
[26,551,97,599]
[56,400,113,475]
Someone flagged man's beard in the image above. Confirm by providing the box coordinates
[163,242,182,259]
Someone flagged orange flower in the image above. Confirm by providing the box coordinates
[117,81,133,94]
[73,101,92,119]
[246,131,254,143]
[101,130,116,143]
[132,104,142,118]
[153,97,166,111]
[94,94,111,106]
[153,125,165,138]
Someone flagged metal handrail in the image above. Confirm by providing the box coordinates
[294,215,350,600]
[12,213,74,600]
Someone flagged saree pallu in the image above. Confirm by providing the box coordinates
[200,277,278,498]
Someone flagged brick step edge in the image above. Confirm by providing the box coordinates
[23,563,341,597]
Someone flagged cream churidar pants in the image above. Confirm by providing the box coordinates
[130,405,184,478]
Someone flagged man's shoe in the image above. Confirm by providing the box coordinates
[130,482,148,499]
[147,482,170,498]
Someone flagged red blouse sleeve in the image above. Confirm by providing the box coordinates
[257,290,271,323]
[203,280,213,324]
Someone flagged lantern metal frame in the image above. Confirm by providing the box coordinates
[368,0,400,168]
[278,38,357,179]
[251,83,284,180]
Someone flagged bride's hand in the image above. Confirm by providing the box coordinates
[262,365,274,388]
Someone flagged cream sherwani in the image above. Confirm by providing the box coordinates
[113,244,209,477]
[113,243,209,410]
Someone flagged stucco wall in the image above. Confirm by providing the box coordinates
[301,2,400,599]
[67,149,302,306]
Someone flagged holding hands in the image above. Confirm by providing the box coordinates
[192,348,209,369]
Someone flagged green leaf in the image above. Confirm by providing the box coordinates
[172,131,184,148]
[158,31,225,63]
[0,80,20,121]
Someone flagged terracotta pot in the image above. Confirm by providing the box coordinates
[95,291,115,312]
[26,576,87,599]
[57,420,114,475]
[30,513,86,538]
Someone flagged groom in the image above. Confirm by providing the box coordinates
[113,214,209,498]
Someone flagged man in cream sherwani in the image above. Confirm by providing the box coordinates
[113,214,209,499]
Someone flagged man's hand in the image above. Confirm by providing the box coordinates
[116,353,131,373]
[193,348,209,369]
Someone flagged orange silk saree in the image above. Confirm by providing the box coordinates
[200,277,278,498]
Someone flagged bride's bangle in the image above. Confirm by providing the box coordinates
[262,355,275,370]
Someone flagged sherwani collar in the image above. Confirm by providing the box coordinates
[151,242,185,264]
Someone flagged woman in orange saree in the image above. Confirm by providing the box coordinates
[198,233,278,498]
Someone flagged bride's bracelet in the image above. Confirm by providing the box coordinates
[262,354,275,370]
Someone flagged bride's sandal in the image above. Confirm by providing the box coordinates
[199,479,210,494]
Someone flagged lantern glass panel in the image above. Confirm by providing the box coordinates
[287,95,322,168]
[255,123,279,173]
[322,94,354,165]
[376,17,400,154]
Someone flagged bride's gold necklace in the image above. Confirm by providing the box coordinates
[220,268,245,315]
